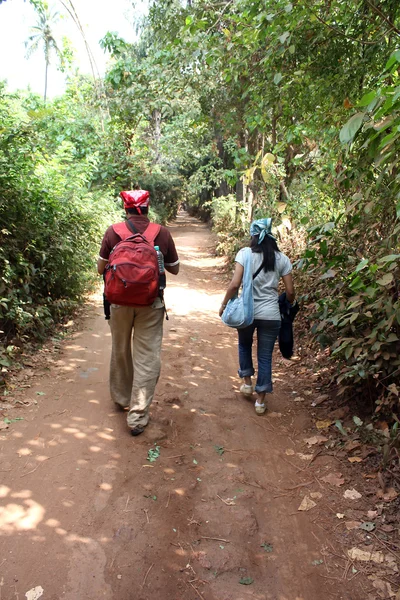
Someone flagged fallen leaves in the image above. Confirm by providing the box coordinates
[25,588,44,600]
[348,547,398,571]
[370,577,397,599]
[315,420,332,430]
[297,453,314,461]
[311,394,329,407]
[343,488,362,500]
[344,440,362,452]
[376,487,398,502]
[304,435,328,447]
[348,547,384,563]
[310,492,323,500]
[321,472,345,487]
[298,496,317,511]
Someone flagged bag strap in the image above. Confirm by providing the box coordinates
[112,221,161,243]
[253,262,264,280]
[125,220,138,235]
[112,221,134,240]
[142,222,161,243]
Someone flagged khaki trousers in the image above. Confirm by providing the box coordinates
[109,303,164,429]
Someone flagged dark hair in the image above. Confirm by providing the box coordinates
[126,207,149,215]
[250,235,280,272]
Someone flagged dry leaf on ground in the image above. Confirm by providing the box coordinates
[304,435,328,447]
[344,488,362,500]
[370,577,396,599]
[315,420,332,429]
[285,448,295,456]
[311,394,329,407]
[336,513,345,519]
[321,472,345,487]
[25,588,44,600]
[348,548,398,572]
[344,440,362,452]
[348,457,363,463]
[348,548,385,563]
[297,453,314,461]
[298,496,317,511]
[310,492,323,500]
[376,487,398,502]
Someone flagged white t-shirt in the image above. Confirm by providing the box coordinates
[235,248,292,320]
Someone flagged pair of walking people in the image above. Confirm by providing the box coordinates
[98,192,295,434]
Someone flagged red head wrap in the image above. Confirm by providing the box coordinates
[120,190,150,214]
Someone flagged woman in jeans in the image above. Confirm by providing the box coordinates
[219,218,295,415]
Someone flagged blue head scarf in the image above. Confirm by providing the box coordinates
[250,218,276,244]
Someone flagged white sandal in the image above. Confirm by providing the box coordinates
[240,383,253,397]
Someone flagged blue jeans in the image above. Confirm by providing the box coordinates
[237,320,281,393]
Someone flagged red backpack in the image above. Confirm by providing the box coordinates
[104,221,161,307]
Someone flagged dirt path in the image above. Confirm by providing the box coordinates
[0,214,366,600]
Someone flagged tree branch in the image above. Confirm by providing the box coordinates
[366,0,400,37]
[302,1,386,45]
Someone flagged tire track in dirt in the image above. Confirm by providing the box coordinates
[0,213,364,600]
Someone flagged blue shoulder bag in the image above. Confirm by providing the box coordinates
[221,248,263,329]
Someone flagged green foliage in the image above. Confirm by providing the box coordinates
[0,84,119,362]
[302,53,400,411]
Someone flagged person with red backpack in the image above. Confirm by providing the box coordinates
[97,190,179,436]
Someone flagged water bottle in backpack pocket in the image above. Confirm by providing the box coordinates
[154,245,166,290]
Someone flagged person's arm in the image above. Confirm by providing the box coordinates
[97,227,113,275]
[165,263,179,275]
[282,273,295,304]
[219,262,244,316]
[164,230,180,275]
[97,257,108,275]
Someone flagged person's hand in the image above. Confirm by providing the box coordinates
[219,304,226,317]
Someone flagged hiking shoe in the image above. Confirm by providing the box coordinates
[240,383,253,397]
[131,426,145,437]
[255,402,266,415]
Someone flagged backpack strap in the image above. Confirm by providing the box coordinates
[142,222,161,243]
[112,221,134,240]
[112,221,161,243]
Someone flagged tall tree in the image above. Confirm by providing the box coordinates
[26,3,62,103]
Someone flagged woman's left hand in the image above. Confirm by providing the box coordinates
[219,304,226,317]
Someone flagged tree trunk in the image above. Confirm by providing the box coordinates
[44,58,48,104]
